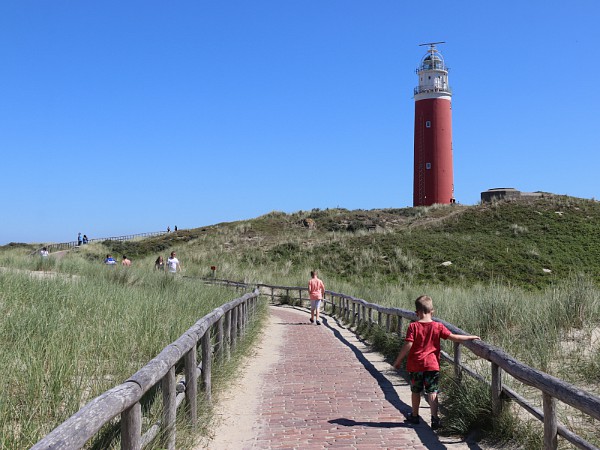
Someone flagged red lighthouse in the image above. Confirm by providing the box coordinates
[413,42,454,206]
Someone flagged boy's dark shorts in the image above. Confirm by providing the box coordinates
[409,371,440,394]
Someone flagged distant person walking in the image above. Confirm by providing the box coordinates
[77,233,83,246]
[174,225,178,231]
[155,255,165,271]
[167,226,171,233]
[122,255,131,267]
[167,251,181,273]
[40,247,49,258]
[308,270,325,325]
[393,295,480,429]
[82,235,89,244]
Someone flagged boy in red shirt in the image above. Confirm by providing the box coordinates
[393,295,480,429]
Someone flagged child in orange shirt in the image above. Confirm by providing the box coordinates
[308,270,325,325]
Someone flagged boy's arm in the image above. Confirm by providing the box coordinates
[447,333,480,343]
[393,341,412,369]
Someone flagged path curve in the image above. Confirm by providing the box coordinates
[196,305,483,449]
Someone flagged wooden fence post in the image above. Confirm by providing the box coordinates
[385,313,391,333]
[184,345,198,426]
[225,310,232,360]
[377,310,382,327]
[162,367,176,450]
[246,300,250,330]
[242,301,248,335]
[345,298,350,322]
[239,302,245,336]
[121,402,141,450]
[351,302,356,327]
[491,362,503,416]
[453,342,462,381]
[543,392,558,450]
[230,307,238,353]
[201,331,212,404]
[237,304,243,339]
[216,316,224,358]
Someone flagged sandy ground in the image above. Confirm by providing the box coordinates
[193,306,285,449]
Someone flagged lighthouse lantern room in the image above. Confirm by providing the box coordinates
[413,42,454,206]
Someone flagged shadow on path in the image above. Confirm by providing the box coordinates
[321,316,410,415]
[329,417,408,428]
[320,314,485,450]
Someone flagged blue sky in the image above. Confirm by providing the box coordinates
[1,1,598,245]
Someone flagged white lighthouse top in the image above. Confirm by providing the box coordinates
[414,42,452,100]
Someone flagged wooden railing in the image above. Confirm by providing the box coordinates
[31,281,600,450]
[32,288,260,450]
[259,284,600,450]
[31,230,173,255]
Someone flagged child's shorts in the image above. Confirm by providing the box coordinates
[310,299,322,311]
[409,371,440,394]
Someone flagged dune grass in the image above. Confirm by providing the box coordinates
[0,253,252,449]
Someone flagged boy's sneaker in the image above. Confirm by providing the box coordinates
[309,318,314,323]
[405,413,420,425]
[316,320,321,325]
[431,416,441,430]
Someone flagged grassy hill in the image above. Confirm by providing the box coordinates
[100,194,600,290]
[2,194,599,448]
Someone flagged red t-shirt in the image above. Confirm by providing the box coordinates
[405,321,451,372]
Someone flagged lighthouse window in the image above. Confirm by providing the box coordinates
[426,121,431,128]
[426,163,432,169]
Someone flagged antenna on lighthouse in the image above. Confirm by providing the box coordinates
[419,41,446,47]
[419,41,445,51]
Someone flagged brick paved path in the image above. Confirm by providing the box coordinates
[240,306,478,450]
